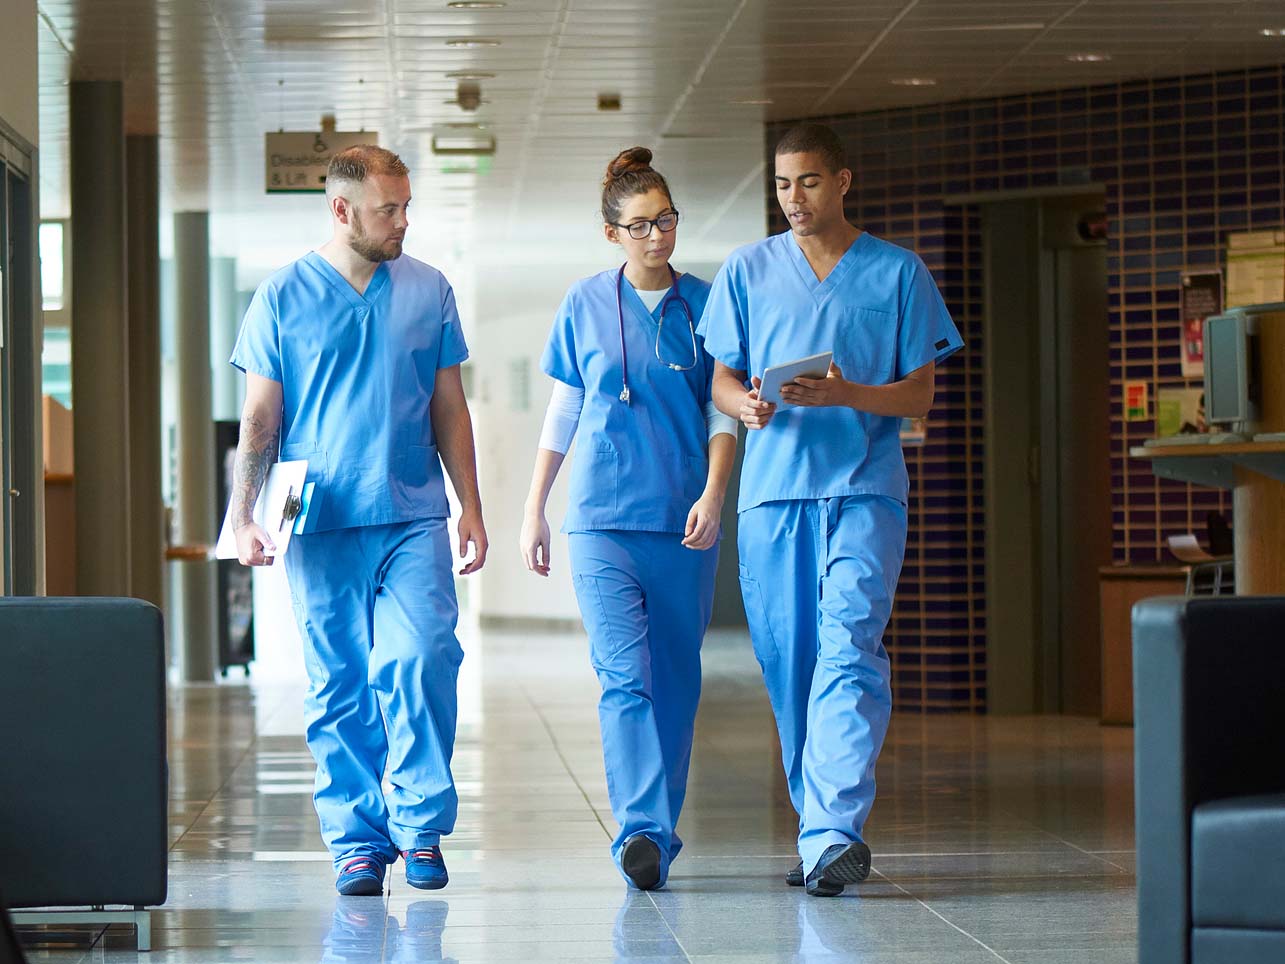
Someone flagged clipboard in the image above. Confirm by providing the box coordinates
[757,351,833,406]
[214,460,311,560]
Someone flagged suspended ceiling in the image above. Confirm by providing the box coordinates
[34,0,1285,275]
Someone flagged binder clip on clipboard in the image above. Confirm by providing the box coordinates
[214,460,312,560]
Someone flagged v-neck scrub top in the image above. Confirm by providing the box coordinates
[541,269,715,535]
[230,251,470,533]
[698,231,963,513]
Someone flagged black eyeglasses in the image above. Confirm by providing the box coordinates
[612,210,680,240]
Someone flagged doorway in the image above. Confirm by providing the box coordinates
[0,121,41,596]
[970,190,1111,715]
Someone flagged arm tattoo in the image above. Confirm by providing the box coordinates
[231,410,280,528]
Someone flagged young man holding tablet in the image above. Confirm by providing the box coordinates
[700,123,962,897]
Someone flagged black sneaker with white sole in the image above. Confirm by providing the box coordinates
[804,841,871,897]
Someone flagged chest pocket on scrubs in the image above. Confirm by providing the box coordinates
[834,306,896,385]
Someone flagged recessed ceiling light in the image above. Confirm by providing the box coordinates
[446,38,501,48]
[1066,53,1111,62]
[1260,28,1285,37]
[446,70,496,80]
[890,77,937,87]
[731,98,774,105]
[448,1,507,8]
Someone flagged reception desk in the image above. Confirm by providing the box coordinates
[1130,439,1285,595]
[1133,304,1285,594]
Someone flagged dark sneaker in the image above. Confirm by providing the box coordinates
[786,860,804,887]
[402,847,449,890]
[336,855,385,896]
[620,835,662,890]
[805,841,872,897]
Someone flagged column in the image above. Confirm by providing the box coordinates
[126,134,164,611]
[174,211,217,681]
[69,80,131,596]
[209,256,240,421]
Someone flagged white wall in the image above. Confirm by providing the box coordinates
[469,261,602,623]
[0,0,37,146]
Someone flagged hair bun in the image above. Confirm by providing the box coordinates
[605,147,653,184]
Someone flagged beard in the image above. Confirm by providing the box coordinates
[348,209,402,263]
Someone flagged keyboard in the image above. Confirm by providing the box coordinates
[1144,433,1248,447]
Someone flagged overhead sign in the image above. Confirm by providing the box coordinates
[264,131,379,193]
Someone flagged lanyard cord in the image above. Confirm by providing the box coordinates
[616,262,680,405]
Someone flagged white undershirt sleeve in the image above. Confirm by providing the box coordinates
[537,380,585,454]
[706,399,738,441]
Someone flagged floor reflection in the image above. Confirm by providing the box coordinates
[17,627,1138,963]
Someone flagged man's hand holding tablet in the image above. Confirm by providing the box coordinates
[758,351,834,406]
[735,351,835,431]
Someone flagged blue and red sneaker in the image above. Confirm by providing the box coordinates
[335,855,385,896]
[401,847,449,890]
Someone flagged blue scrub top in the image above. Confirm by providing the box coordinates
[699,230,962,512]
[230,251,470,533]
[541,268,714,535]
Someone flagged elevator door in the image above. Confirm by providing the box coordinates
[982,194,1111,715]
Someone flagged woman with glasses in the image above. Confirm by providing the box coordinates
[520,147,737,890]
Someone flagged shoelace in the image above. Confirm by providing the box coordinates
[403,848,441,862]
[341,857,379,875]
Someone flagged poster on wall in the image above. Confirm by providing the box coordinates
[1156,387,1205,437]
[1226,230,1285,307]
[1180,271,1222,379]
[1124,380,1149,422]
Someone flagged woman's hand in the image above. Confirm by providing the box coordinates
[520,510,553,576]
[682,493,723,550]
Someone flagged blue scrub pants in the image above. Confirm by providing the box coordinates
[568,530,718,887]
[736,496,906,876]
[284,518,463,871]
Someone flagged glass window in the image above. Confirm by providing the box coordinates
[39,221,65,311]
[41,326,72,407]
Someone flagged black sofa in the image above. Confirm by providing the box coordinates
[0,597,167,949]
[1133,596,1285,964]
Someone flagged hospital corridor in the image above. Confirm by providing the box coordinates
[3,2,1285,963]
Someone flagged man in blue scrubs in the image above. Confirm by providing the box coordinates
[701,124,962,897]
[229,145,488,896]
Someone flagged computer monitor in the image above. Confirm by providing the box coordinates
[1203,309,1259,428]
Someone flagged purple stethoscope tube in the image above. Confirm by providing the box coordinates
[614,262,698,405]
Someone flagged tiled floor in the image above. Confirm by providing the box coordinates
[18,627,1138,963]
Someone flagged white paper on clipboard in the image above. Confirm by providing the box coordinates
[214,459,309,560]
[757,351,833,406]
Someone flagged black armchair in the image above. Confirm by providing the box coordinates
[1133,596,1285,964]
[0,597,168,950]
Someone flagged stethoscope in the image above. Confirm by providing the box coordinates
[615,263,698,405]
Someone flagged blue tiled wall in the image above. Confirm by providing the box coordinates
[767,64,1282,712]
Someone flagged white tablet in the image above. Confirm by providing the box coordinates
[757,351,833,405]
